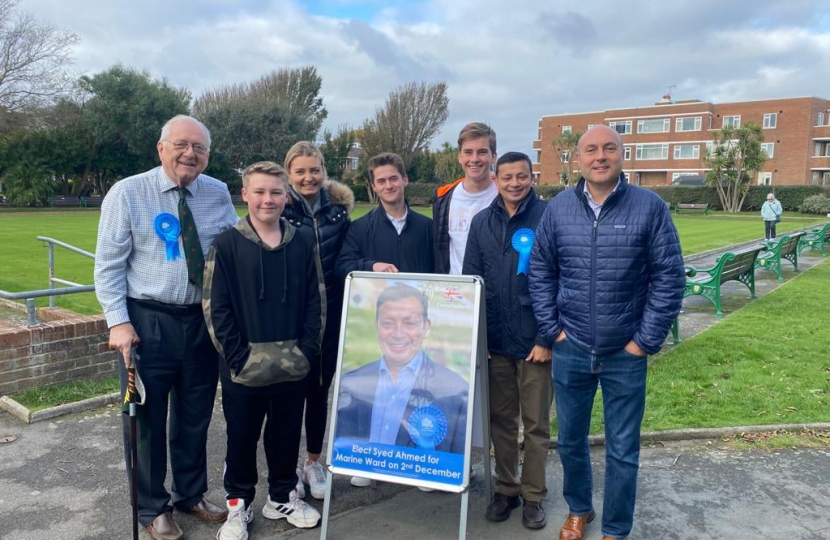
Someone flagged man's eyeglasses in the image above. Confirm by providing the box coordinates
[163,140,209,155]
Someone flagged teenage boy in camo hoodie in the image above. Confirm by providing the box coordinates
[202,161,323,540]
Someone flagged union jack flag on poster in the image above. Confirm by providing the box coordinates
[443,286,463,301]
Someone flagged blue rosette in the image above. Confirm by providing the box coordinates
[511,228,535,275]
[154,213,181,261]
[407,405,448,450]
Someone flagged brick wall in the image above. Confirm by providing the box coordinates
[0,309,114,396]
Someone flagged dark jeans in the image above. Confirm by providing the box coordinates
[765,220,777,240]
[552,338,647,539]
[222,380,306,504]
[120,299,219,527]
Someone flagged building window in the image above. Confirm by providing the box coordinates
[635,143,669,160]
[587,124,597,130]
[760,143,775,158]
[818,112,825,127]
[824,172,830,186]
[675,117,702,132]
[763,113,777,129]
[826,144,830,157]
[561,150,570,163]
[562,125,572,134]
[637,118,670,134]
[351,141,362,149]
[723,115,741,128]
[536,150,541,163]
[349,156,359,170]
[816,142,824,157]
[624,147,631,161]
[673,144,700,160]
[672,172,700,181]
[813,172,820,185]
[758,172,772,186]
[609,121,632,135]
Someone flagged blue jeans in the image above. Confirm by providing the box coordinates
[552,338,647,539]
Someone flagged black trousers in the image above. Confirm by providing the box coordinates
[765,220,777,239]
[303,305,340,455]
[120,298,219,526]
[222,380,306,504]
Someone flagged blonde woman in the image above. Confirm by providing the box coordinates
[282,141,354,500]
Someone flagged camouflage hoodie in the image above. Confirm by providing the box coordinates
[202,215,323,394]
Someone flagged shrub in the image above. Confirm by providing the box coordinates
[799,194,830,215]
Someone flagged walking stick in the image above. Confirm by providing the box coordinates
[128,352,139,540]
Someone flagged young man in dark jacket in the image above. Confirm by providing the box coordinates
[463,152,552,530]
[336,152,433,278]
[528,126,685,540]
[203,162,323,539]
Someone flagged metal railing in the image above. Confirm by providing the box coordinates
[0,237,95,327]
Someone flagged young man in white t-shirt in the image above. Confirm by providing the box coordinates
[433,122,498,274]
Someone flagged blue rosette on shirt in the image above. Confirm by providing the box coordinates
[512,228,535,275]
[154,213,181,261]
[407,405,448,450]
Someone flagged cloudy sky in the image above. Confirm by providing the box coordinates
[20,0,830,157]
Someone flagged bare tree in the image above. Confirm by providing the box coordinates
[361,81,449,168]
[0,0,79,113]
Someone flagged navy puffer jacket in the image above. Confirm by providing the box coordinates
[528,175,685,355]
[463,189,549,358]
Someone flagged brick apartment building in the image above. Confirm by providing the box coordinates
[532,96,830,187]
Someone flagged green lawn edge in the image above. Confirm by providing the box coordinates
[9,375,120,412]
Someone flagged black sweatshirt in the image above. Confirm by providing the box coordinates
[203,216,322,395]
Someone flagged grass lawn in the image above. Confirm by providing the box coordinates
[565,257,830,435]
[0,206,827,314]
[8,375,120,412]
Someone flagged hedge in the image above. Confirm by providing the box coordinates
[348,181,830,211]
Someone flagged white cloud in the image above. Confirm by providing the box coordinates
[18,0,830,158]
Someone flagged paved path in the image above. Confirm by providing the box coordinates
[1,406,828,540]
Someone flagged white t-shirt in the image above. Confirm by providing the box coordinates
[448,181,498,274]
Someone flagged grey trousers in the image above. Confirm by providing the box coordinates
[489,353,553,502]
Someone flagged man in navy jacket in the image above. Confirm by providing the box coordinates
[463,152,552,529]
[528,126,685,540]
[336,152,433,277]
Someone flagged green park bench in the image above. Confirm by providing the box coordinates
[49,196,81,207]
[674,203,709,215]
[797,222,830,257]
[755,232,804,282]
[683,246,762,318]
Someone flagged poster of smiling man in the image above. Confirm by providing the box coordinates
[328,274,481,492]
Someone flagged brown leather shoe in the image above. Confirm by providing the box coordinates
[183,497,229,523]
[559,510,596,540]
[145,512,183,540]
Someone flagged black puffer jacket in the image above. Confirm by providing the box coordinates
[283,180,354,372]
[462,189,549,358]
[431,178,463,274]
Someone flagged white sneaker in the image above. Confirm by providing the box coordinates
[262,494,321,529]
[294,467,306,499]
[302,460,327,500]
[216,499,252,540]
[350,476,371,488]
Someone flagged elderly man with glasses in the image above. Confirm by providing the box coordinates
[95,114,239,540]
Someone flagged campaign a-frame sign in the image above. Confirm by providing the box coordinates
[320,272,491,540]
